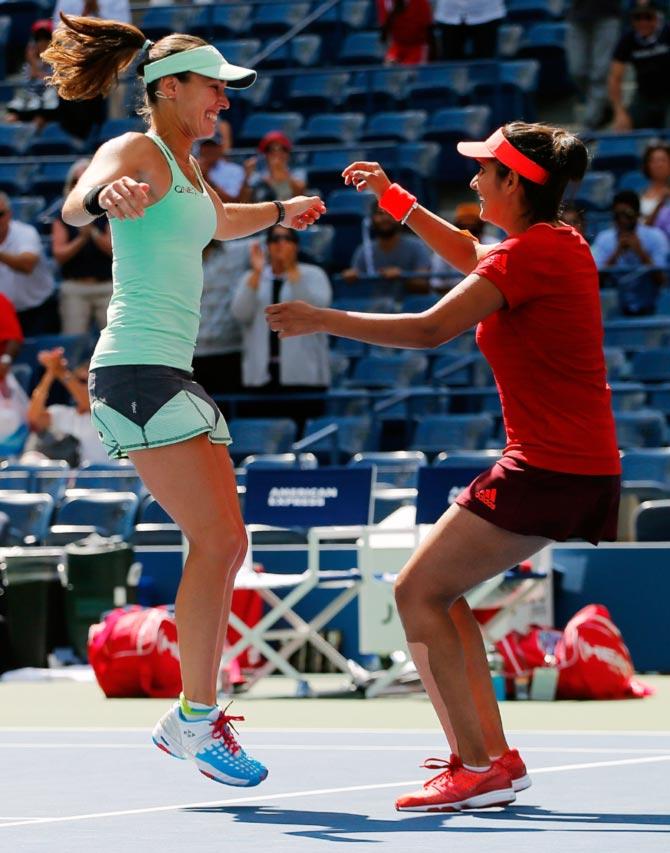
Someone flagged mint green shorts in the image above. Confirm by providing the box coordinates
[88,364,231,459]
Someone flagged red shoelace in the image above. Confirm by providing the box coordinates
[421,755,461,788]
[210,704,245,756]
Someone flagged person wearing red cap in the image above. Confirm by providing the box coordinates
[244,131,307,203]
[267,121,621,812]
[5,18,58,128]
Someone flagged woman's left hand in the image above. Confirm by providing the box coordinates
[265,300,324,338]
[341,161,391,198]
[283,196,326,230]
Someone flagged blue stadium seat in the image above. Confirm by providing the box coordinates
[603,346,631,380]
[569,171,616,211]
[227,418,297,461]
[0,470,31,490]
[241,453,318,471]
[591,137,644,176]
[599,288,621,320]
[617,170,648,194]
[0,492,54,545]
[345,353,428,389]
[422,106,492,182]
[0,122,34,156]
[0,163,32,195]
[634,499,670,541]
[73,469,144,495]
[604,318,670,350]
[258,34,322,69]
[14,334,90,378]
[434,449,502,468]
[188,4,252,39]
[50,491,140,544]
[402,294,441,313]
[411,414,494,454]
[517,22,569,95]
[405,65,470,111]
[630,349,670,383]
[621,448,670,486]
[25,124,85,156]
[139,7,190,39]
[285,72,350,115]
[608,382,647,411]
[360,110,427,144]
[298,113,365,145]
[325,388,370,415]
[385,142,441,202]
[0,16,10,80]
[614,410,668,449]
[432,352,494,387]
[9,195,45,226]
[332,297,396,314]
[236,112,304,148]
[348,450,427,488]
[338,30,386,65]
[301,415,377,462]
[297,225,335,266]
[656,289,670,315]
[29,161,75,202]
[647,383,670,417]
[343,68,413,112]
[506,0,564,23]
[139,495,174,525]
[467,60,540,126]
[96,118,145,146]
[212,39,261,69]
[498,24,524,57]
[253,2,311,36]
[319,185,374,266]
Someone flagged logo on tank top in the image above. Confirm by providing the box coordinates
[174,185,198,195]
[475,488,497,510]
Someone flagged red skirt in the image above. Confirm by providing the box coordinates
[456,455,621,545]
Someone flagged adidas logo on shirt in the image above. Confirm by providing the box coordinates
[475,488,497,510]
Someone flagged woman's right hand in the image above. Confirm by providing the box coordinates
[99,177,150,220]
[265,300,324,338]
[341,161,391,199]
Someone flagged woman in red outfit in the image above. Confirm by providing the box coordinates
[377,0,433,65]
[267,122,622,812]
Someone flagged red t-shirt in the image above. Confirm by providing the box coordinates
[0,294,23,345]
[474,223,621,476]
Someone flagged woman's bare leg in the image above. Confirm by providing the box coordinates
[395,503,549,767]
[130,435,246,705]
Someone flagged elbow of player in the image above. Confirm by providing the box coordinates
[418,315,446,350]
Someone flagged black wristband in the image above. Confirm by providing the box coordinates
[82,184,109,218]
[273,200,285,225]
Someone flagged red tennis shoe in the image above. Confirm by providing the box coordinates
[395,755,516,812]
[494,748,532,792]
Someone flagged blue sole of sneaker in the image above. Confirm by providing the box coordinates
[199,767,269,787]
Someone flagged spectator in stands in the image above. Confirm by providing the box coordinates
[560,203,587,237]
[52,158,113,335]
[431,203,497,289]
[5,19,59,130]
[566,1,622,130]
[193,238,251,395]
[377,0,433,65]
[655,199,670,243]
[0,293,24,371]
[639,142,670,225]
[343,202,431,291]
[244,131,307,203]
[591,189,669,315]
[197,136,248,204]
[232,226,331,419]
[609,2,670,131]
[432,0,505,60]
[24,347,107,465]
[0,191,58,337]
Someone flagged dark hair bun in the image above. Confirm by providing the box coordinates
[553,131,588,183]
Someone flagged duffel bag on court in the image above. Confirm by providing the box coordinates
[88,606,182,698]
[555,604,653,700]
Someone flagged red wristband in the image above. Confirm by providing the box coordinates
[379,183,417,222]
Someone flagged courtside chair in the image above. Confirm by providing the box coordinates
[133,494,180,546]
[633,500,670,541]
[48,491,139,546]
[614,410,668,449]
[300,415,377,463]
[410,413,495,456]
[348,450,427,488]
[227,419,298,463]
[0,492,54,545]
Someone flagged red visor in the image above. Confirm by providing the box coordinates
[457,128,550,185]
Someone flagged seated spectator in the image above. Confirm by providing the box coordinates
[432,0,505,61]
[52,159,113,335]
[639,142,670,225]
[343,202,431,291]
[5,20,59,130]
[430,202,498,289]
[193,238,252,395]
[0,192,57,337]
[0,292,24,370]
[377,0,433,65]
[609,2,670,131]
[0,294,27,452]
[655,200,670,243]
[197,136,248,204]
[244,132,307,203]
[24,347,107,466]
[560,203,587,238]
[566,1,622,130]
[591,190,669,315]
[232,226,331,422]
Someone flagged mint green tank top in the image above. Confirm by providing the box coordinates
[91,132,217,372]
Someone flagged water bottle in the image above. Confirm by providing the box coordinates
[514,673,531,701]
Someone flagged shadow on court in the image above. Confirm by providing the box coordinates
[182,805,670,841]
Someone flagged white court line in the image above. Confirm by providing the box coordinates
[1,743,670,755]
[0,754,669,830]
[1,726,669,736]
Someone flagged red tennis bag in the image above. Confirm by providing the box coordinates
[88,606,182,698]
[555,604,653,700]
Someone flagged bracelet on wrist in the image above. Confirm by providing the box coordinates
[273,200,285,225]
[379,183,418,223]
[82,184,109,218]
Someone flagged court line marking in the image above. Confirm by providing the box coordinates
[1,726,669,736]
[0,754,669,830]
[0,743,669,755]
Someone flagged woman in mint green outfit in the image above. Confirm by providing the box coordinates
[44,14,325,788]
